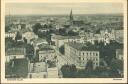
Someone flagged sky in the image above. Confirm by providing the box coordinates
[5,3,123,15]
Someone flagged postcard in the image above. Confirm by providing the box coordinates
[1,0,127,83]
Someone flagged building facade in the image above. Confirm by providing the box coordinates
[28,62,48,78]
[5,48,26,62]
[38,49,56,62]
[64,42,100,69]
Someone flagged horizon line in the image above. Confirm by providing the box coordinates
[5,13,123,16]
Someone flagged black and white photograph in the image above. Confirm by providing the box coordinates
[1,0,127,83]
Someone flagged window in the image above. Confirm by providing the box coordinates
[96,53,98,56]
[90,53,92,56]
[83,52,84,55]
[83,58,84,60]
[96,58,98,61]
[87,53,88,56]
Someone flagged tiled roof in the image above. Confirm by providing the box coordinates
[66,42,99,51]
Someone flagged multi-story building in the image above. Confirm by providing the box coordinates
[28,62,47,78]
[38,49,56,62]
[5,31,17,40]
[38,44,56,62]
[5,47,26,62]
[51,35,83,48]
[64,42,100,69]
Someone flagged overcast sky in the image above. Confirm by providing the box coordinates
[5,3,123,15]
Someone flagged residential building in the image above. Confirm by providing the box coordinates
[52,35,83,48]
[5,31,17,40]
[64,42,100,69]
[47,67,59,78]
[38,45,56,62]
[30,38,48,46]
[5,48,26,62]
[28,62,47,78]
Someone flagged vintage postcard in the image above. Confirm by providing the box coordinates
[1,0,127,83]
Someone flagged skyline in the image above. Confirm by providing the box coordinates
[6,3,123,15]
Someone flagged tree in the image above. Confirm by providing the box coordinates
[59,45,65,54]
[23,37,27,43]
[94,66,109,77]
[26,44,34,61]
[67,30,79,36]
[109,58,123,77]
[15,31,22,41]
[32,23,42,35]
[58,28,67,36]
[5,26,10,32]
[61,64,77,78]
[85,60,93,73]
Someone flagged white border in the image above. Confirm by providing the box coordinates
[1,0,127,83]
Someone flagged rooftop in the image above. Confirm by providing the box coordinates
[38,44,54,51]
[30,38,47,45]
[55,35,81,40]
[66,42,99,51]
[6,48,26,56]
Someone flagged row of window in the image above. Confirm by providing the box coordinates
[78,57,98,61]
[79,52,99,56]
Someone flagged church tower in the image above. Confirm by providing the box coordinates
[69,9,74,24]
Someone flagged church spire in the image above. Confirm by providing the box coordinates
[70,9,73,21]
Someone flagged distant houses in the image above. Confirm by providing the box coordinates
[5,9,124,78]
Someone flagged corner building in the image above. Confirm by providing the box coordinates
[64,42,100,69]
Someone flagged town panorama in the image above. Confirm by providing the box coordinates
[5,10,123,78]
